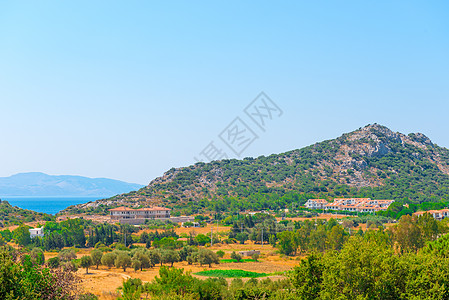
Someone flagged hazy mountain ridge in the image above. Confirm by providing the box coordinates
[0,172,144,197]
[67,124,449,213]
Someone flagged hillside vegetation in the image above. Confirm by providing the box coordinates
[65,124,449,215]
[0,200,52,225]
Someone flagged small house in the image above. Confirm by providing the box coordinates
[29,227,44,238]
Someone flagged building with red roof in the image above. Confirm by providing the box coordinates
[306,198,394,213]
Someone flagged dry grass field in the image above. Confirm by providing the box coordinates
[39,215,386,299]
[75,240,297,300]
[72,223,301,299]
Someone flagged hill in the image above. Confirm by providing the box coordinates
[0,172,144,197]
[64,124,449,215]
[0,200,52,225]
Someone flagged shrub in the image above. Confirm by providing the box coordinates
[231,251,242,263]
[47,257,60,269]
[30,248,45,265]
[58,249,76,262]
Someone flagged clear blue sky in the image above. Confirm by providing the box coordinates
[1,1,448,184]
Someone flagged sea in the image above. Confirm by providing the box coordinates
[0,196,103,215]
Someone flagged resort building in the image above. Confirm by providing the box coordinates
[306,198,394,213]
[305,199,328,210]
[109,206,171,225]
[414,209,449,220]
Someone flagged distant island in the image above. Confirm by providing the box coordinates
[0,172,144,197]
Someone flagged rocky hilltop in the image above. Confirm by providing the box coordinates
[65,124,449,214]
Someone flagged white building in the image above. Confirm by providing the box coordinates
[109,206,171,225]
[29,227,44,238]
[305,199,328,210]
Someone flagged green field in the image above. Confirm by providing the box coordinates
[195,269,268,278]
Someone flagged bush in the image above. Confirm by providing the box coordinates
[252,253,260,262]
[0,246,80,298]
[30,248,45,265]
[58,249,76,262]
[78,293,99,300]
[231,251,242,263]
[47,257,60,269]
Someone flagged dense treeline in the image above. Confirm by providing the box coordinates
[3,218,180,251]
[226,212,447,256]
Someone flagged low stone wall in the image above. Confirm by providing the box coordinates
[169,216,194,223]
[238,250,261,257]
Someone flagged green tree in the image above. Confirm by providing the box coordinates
[194,234,210,246]
[327,225,346,250]
[80,255,93,274]
[146,266,196,297]
[148,250,161,268]
[0,229,13,242]
[269,234,277,247]
[236,232,249,245]
[390,215,423,252]
[101,252,116,269]
[198,249,219,268]
[320,236,405,300]
[418,212,442,241]
[115,252,132,272]
[308,225,327,252]
[91,249,103,269]
[132,258,141,272]
[402,252,449,299]
[13,225,31,246]
[290,253,324,300]
[161,250,179,267]
[216,250,225,258]
[277,231,296,256]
